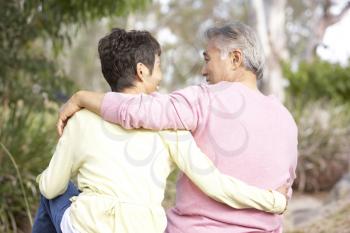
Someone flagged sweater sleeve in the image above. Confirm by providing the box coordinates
[160,130,286,214]
[36,113,84,199]
[101,85,209,132]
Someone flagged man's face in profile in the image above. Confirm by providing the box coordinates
[201,39,232,84]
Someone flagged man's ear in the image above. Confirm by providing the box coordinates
[230,49,243,70]
[136,63,149,82]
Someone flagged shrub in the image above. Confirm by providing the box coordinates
[284,59,350,192]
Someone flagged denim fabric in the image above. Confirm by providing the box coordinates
[32,182,79,233]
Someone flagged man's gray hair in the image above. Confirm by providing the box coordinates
[205,22,265,80]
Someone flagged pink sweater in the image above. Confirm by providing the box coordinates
[101,81,298,233]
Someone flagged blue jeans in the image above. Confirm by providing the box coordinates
[32,181,80,233]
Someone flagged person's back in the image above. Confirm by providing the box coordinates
[67,109,173,233]
[166,82,298,233]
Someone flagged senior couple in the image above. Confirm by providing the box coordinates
[32,22,298,233]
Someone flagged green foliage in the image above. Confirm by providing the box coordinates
[0,103,59,232]
[1,0,150,52]
[0,0,150,232]
[1,0,150,106]
[283,60,350,192]
[283,59,350,108]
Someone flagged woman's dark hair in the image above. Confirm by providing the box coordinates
[98,28,161,92]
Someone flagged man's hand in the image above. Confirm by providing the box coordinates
[57,92,82,137]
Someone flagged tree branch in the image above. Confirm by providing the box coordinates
[325,1,350,27]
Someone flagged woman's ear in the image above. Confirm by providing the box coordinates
[136,63,145,82]
[230,49,243,70]
[136,62,151,82]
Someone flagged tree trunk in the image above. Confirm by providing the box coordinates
[251,0,288,101]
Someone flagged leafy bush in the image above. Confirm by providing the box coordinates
[0,103,58,232]
[283,59,350,107]
[284,60,350,192]
[288,101,350,192]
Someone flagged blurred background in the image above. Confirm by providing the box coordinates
[1,0,350,232]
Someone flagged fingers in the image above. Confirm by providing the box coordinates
[57,117,65,137]
[57,111,68,137]
[56,120,61,136]
[276,183,290,197]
